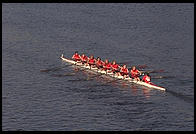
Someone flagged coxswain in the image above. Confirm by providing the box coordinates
[119,64,129,78]
[80,53,88,64]
[72,51,81,62]
[111,60,120,74]
[95,57,103,69]
[88,55,96,67]
[130,66,141,81]
[142,73,151,83]
[102,59,112,72]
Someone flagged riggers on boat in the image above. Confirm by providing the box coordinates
[60,54,166,91]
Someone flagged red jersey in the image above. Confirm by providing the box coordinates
[142,75,151,83]
[81,55,88,62]
[72,54,80,61]
[111,64,119,71]
[96,60,103,67]
[120,68,129,75]
[131,69,140,78]
[88,58,95,65]
[103,62,111,70]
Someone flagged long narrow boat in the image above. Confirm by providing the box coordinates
[60,54,166,91]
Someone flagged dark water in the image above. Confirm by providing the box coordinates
[2,3,194,131]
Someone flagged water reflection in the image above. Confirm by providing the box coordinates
[68,65,152,99]
[141,87,150,99]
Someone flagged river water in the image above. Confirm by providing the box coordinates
[2,3,194,131]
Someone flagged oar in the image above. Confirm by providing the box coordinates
[118,62,148,68]
[75,67,105,80]
[104,78,122,84]
[151,75,175,79]
[137,64,148,69]
[68,78,94,82]
[79,66,92,71]
[125,64,148,69]
[86,70,115,81]
[88,68,115,79]
[87,73,105,79]
[167,90,194,103]
[140,69,164,74]
[79,65,101,72]
[51,72,76,77]
[127,65,148,70]
[88,77,124,88]
[40,64,73,72]
[133,70,165,79]
[40,67,61,72]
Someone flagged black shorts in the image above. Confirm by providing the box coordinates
[97,65,103,69]
[81,61,87,64]
[112,70,120,73]
[131,75,140,79]
[120,72,128,76]
[89,63,95,66]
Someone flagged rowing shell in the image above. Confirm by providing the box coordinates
[60,54,166,91]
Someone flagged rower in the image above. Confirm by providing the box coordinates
[130,66,141,81]
[95,57,103,69]
[111,60,120,74]
[102,59,112,72]
[88,55,96,68]
[72,51,81,62]
[119,64,129,78]
[142,73,151,83]
[80,53,88,65]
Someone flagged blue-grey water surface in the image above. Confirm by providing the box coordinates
[2,3,194,131]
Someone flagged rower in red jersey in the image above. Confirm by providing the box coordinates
[119,64,129,78]
[111,60,120,74]
[95,57,103,69]
[80,53,88,64]
[88,55,96,67]
[72,51,81,62]
[130,66,141,81]
[142,73,151,83]
[103,59,112,71]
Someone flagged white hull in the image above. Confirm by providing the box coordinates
[60,54,166,91]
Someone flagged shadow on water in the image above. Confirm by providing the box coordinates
[166,90,194,104]
[51,73,75,77]
[40,64,73,73]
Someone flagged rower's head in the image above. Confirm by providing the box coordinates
[123,64,127,68]
[97,57,100,60]
[81,53,85,57]
[112,61,116,64]
[132,66,136,70]
[105,59,108,63]
[145,72,150,76]
[75,51,78,54]
[90,55,94,59]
